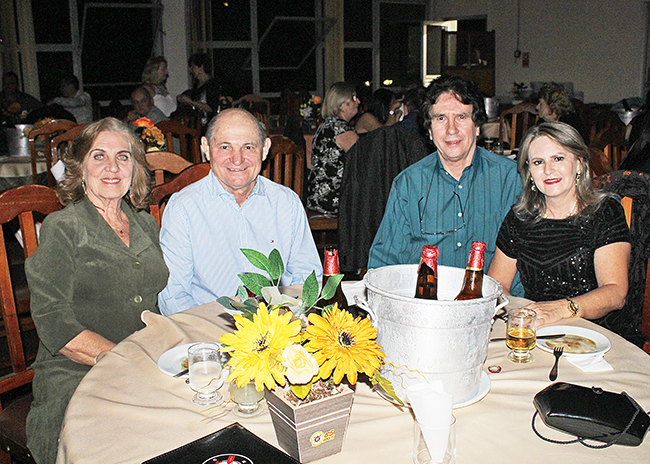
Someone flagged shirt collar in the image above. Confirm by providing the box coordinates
[433,146,484,180]
[209,171,266,202]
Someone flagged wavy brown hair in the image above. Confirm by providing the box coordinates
[515,121,609,222]
[141,56,167,85]
[58,117,152,210]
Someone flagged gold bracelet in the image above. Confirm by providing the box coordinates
[565,297,579,318]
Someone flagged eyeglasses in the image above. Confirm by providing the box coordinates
[418,189,466,235]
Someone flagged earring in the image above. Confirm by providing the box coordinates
[576,171,582,183]
[82,179,87,193]
[530,177,536,191]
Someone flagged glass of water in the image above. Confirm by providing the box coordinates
[229,380,264,417]
[188,342,223,405]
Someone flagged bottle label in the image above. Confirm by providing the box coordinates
[324,247,341,275]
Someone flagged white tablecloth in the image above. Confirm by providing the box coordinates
[56,300,650,463]
[0,156,45,178]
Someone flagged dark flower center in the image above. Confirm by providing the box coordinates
[337,330,354,348]
[255,334,269,353]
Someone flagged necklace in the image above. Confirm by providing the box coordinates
[543,201,578,219]
[91,202,128,235]
[111,225,125,235]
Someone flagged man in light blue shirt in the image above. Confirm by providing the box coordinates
[159,108,322,315]
[368,76,523,293]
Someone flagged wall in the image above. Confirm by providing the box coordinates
[431,0,647,103]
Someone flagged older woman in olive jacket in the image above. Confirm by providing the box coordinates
[25,118,169,464]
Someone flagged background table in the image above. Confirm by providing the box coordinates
[0,156,46,191]
[56,301,650,463]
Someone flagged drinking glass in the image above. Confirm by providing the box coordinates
[493,141,504,155]
[413,415,456,464]
[229,380,264,417]
[506,308,537,363]
[188,342,223,405]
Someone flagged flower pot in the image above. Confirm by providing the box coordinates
[265,384,354,463]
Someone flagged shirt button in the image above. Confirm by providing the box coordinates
[457,242,462,247]
[133,295,143,304]
[458,212,463,217]
[133,261,141,270]
[458,185,463,189]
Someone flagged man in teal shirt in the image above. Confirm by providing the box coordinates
[368,76,522,292]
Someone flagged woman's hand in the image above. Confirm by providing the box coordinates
[60,330,116,366]
[524,299,572,327]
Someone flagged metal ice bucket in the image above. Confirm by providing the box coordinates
[3,124,33,157]
[361,264,507,404]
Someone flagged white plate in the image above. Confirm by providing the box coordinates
[157,343,195,377]
[374,371,491,409]
[536,326,611,356]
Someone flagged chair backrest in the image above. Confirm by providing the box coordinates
[28,119,77,187]
[233,94,271,128]
[587,147,613,177]
[0,185,62,398]
[588,109,627,169]
[145,151,194,186]
[498,104,538,150]
[50,124,87,165]
[593,170,650,353]
[261,135,305,201]
[169,106,202,133]
[150,162,211,225]
[155,120,202,164]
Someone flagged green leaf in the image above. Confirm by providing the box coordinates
[371,372,403,406]
[290,381,314,400]
[238,272,273,296]
[215,296,239,312]
[301,271,319,309]
[268,249,285,282]
[236,285,249,301]
[320,274,344,301]
[240,249,271,273]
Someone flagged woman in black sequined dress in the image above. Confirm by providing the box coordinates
[488,122,631,327]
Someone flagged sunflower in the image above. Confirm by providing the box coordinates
[304,304,385,385]
[220,303,301,391]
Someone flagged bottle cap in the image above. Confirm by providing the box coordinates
[419,245,439,271]
[324,246,341,275]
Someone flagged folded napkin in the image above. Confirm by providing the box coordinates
[51,159,66,182]
[406,381,453,462]
[564,353,613,372]
[341,280,366,305]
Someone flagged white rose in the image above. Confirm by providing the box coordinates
[282,345,319,385]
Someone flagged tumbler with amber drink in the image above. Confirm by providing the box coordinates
[506,308,537,363]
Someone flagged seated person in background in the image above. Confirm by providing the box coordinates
[0,71,43,115]
[536,82,589,143]
[368,75,522,287]
[307,81,359,215]
[24,117,169,463]
[158,108,322,315]
[488,121,630,327]
[124,86,168,126]
[177,53,222,131]
[355,88,402,134]
[48,74,93,124]
[142,56,176,118]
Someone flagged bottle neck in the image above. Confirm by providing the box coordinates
[324,247,340,275]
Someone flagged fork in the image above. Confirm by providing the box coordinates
[549,346,563,381]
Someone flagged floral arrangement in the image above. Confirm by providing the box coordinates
[133,117,166,151]
[218,249,396,403]
[219,95,233,110]
[1,102,28,126]
[299,95,322,120]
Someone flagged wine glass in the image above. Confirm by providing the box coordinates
[506,308,537,363]
[188,342,223,405]
[229,380,264,417]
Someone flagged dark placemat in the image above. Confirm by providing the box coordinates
[142,422,299,464]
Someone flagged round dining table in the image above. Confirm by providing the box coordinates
[56,297,650,463]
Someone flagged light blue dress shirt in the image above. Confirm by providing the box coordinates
[368,147,522,277]
[158,173,322,315]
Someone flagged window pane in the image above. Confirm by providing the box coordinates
[260,53,316,95]
[212,49,252,99]
[344,48,372,89]
[32,0,71,44]
[345,0,372,42]
[380,3,425,88]
[211,0,251,41]
[36,52,73,103]
[258,0,315,35]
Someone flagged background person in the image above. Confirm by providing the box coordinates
[536,82,589,143]
[0,71,43,115]
[158,109,321,315]
[48,74,93,124]
[354,88,401,134]
[24,117,168,463]
[177,53,222,131]
[124,86,168,125]
[488,121,630,328]
[142,56,176,117]
[306,81,360,215]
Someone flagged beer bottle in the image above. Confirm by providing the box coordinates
[454,241,486,301]
[414,245,439,299]
[319,246,348,310]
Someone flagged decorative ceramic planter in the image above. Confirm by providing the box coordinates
[265,384,354,463]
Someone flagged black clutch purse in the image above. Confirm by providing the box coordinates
[532,382,650,448]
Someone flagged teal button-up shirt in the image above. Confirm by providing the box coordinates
[368,147,522,277]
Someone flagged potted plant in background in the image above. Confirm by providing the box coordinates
[299,95,321,131]
[133,117,166,152]
[218,249,395,463]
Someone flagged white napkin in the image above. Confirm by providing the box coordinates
[406,381,454,461]
[564,353,613,372]
[50,159,66,182]
[14,222,41,248]
[341,280,366,305]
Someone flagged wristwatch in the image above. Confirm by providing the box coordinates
[565,297,579,318]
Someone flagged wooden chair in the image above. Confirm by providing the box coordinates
[145,151,194,186]
[594,171,650,353]
[0,185,62,464]
[169,106,202,134]
[155,120,202,164]
[233,94,271,128]
[262,135,305,200]
[50,124,87,165]
[498,104,538,150]
[587,147,613,177]
[588,109,627,170]
[28,120,77,187]
[149,163,211,225]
